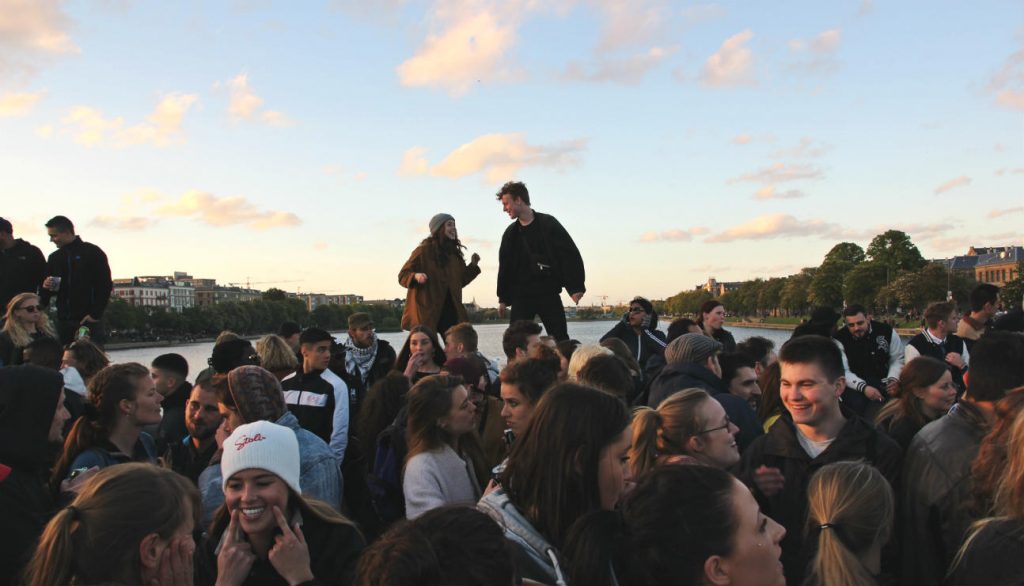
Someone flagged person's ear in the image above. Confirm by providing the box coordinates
[704,555,731,585]
[687,435,704,454]
[833,376,846,397]
[119,398,134,416]
[138,532,163,573]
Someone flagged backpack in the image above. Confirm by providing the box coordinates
[366,407,409,526]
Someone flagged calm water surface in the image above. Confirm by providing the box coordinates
[108,322,792,377]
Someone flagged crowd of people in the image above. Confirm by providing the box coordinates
[2,187,1024,586]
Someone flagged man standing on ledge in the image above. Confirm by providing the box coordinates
[496,181,585,342]
[38,216,112,347]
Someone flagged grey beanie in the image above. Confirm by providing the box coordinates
[665,333,723,365]
[429,213,454,234]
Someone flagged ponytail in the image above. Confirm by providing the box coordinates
[563,510,624,586]
[22,507,77,586]
[629,407,662,479]
[805,523,873,586]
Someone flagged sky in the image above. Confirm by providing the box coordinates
[1,0,1022,307]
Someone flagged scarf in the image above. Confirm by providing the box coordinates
[345,333,379,383]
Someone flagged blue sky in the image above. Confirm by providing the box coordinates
[1,0,1021,306]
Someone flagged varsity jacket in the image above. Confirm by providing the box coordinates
[833,320,904,392]
[905,329,968,391]
[282,368,350,464]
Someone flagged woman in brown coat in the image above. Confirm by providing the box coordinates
[399,213,481,336]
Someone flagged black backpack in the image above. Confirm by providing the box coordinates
[366,407,408,526]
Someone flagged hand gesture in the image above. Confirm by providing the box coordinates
[150,534,194,586]
[570,292,584,305]
[885,379,899,395]
[216,509,255,586]
[945,352,965,370]
[470,253,480,265]
[498,303,507,319]
[268,506,313,586]
[753,465,785,497]
[864,386,884,402]
[414,273,428,284]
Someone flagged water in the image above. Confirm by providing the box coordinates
[107,322,793,377]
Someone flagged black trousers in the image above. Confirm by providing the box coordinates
[509,294,569,342]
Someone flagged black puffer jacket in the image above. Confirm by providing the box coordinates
[0,366,65,586]
[600,313,667,371]
[39,236,112,321]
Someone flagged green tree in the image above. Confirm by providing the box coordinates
[842,262,888,309]
[823,242,866,266]
[866,230,926,281]
[262,288,287,301]
[1001,260,1024,309]
[781,269,816,315]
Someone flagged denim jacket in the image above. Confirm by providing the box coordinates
[198,411,343,527]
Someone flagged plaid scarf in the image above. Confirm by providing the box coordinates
[345,333,379,383]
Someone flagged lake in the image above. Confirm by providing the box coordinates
[107,321,792,377]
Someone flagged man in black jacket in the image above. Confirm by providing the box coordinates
[38,216,112,346]
[282,327,351,466]
[333,312,396,417]
[740,335,902,586]
[0,366,71,586]
[495,181,585,342]
[148,353,191,451]
[0,217,46,312]
[833,303,904,417]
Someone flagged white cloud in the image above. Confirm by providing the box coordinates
[0,0,79,83]
[561,46,674,84]
[639,226,710,243]
[427,133,587,182]
[89,215,153,231]
[398,146,430,176]
[58,93,198,147]
[396,6,522,97]
[220,73,293,126]
[988,206,1024,218]
[732,133,753,145]
[706,213,840,243]
[754,186,807,200]
[156,190,301,230]
[933,175,971,194]
[700,30,756,88]
[0,90,44,116]
[591,0,669,53]
[728,162,823,185]
[995,167,1024,176]
[769,137,831,159]
[34,124,53,138]
[989,38,1024,111]
[787,29,842,75]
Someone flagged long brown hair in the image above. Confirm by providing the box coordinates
[969,387,1024,517]
[405,374,467,463]
[498,383,630,549]
[875,356,950,430]
[757,361,783,423]
[424,221,465,264]
[65,338,110,383]
[51,362,150,492]
[804,461,894,586]
[24,463,198,586]
[630,389,711,478]
[394,325,447,373]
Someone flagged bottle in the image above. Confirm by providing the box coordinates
[75,326,90,340]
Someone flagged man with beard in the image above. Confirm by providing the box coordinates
[833,304,904,417]
[0,365,72,585]
[166,380,223,484]
[335,312,396,416]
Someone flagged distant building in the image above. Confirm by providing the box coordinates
[112,276,195,312]
[364,298,405,309]
[700,277,741,297]
[940,246,1023,287]
[294,293,365,311]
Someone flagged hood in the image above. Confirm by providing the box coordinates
[227,365,286,423]
[657,361,723,390]
[0,365,64,468]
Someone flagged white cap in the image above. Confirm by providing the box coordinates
[220,420,301,495]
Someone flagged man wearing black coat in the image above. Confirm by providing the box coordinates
[38,216,112,346]
[0,217,46,313]
[496,181,585,342]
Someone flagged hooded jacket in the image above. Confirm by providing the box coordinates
[0,366,64,586]
[398,240,481,331]
[478,488,567,586]
[600,313,668,370]
[739,409,902,586]
[39,236,113,321]
[0,238,46,312]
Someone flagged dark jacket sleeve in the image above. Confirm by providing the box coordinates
[600,320,629,343]
[38,251,61,308]
[545,215,585,295]
[900,437,948,586]
[496,225,515,304]
[738,433,771,505]
[88,244,113,318]
[461,259,481,287]
[27,246,45,297]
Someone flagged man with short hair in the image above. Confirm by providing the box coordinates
[278,320,302,353]
[901,331,1024,586]
[735,335,777,376]
[335,312,396,413]
[166,380,222,484]
[0,217,46,312]
[833,304,904,415]
[445,322,500,395]
[740,335,902,586]
[957,283,1000,349]
[496,181,585,342]
[648,333,763,450]
[38,216,112,346]
[906,301,969,393]
[718,351,761,409]
[149,353,192,449]
[282,327,351,465]
[501,319,543,364]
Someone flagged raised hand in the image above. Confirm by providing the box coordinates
[216,509,255,586]
[753,465,785,497]
[151,534,194,586]
[268,506,313,586]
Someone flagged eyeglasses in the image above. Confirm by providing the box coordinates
[18,305,41,313]
[698,417,732,435]
[628,307,645,314]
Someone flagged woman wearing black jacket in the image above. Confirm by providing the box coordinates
[599,296,667,371]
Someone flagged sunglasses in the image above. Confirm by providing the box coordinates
[628,307,646,314]
[18,305,42,313]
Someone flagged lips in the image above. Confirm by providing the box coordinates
[241,506,266,520]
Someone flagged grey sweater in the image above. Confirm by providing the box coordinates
[403,444,481,519]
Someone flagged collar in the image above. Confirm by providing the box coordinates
[923,328,947,344]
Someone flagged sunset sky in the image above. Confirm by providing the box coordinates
[2,0,1022,307]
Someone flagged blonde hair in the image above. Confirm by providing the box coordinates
[255,334,299,373]
[3,293,57,348]
[804,461,893,586]
[629,389,711,478]
[567,344,612,381]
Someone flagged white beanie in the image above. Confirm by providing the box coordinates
[221,420,301,495]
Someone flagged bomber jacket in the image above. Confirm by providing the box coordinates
[39,236,112,321]
[833,320,904,392]
[497,211,585,304]
[282,368,351,465]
